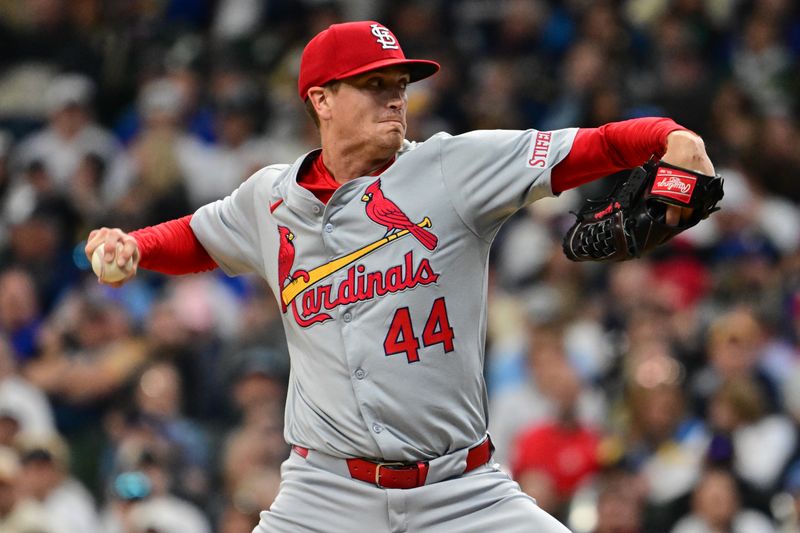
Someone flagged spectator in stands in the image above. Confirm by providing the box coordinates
[0,445,52,532]
[707,377,796,506]
[13,73,128,197]
[218,467,281,533]
[618,373,710,531]
[670,468,776,533]
[490,319,606,467]
[16,434,100,533]
[0,334,54,441]
[132,361,210,504]
[0,268,42,363]
[589,468,646,533]
[221,347,289,498]
[510,357,602,520]
[691,307,779,416]
[115,78,193,228]
[24,290,148,407]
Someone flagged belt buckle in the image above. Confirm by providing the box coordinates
[374,461,406,487]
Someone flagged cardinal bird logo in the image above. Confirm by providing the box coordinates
[361,179,438,251]
[277,226,295,311]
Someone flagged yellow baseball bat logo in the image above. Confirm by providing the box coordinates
[281,217,432,307]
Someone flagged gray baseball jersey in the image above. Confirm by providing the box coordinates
[191,128,577,462]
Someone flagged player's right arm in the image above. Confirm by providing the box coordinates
[85,165,271,286]
[84,215,218,287]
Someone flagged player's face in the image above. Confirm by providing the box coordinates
[328,67,411,156]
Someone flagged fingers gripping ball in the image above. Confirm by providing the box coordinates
[91,244,133,283]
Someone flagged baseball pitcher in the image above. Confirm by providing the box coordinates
[86,21,721,532]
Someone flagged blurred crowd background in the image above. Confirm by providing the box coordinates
[0,0,798,532]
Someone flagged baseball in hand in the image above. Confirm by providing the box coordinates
[91,245,133,283]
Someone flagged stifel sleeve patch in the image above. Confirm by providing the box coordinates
[527,130,552,168]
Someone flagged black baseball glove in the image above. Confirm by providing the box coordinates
[562,159,724,262]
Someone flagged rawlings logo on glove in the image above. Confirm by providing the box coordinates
[562,160,724,262]
[652,168,696,200]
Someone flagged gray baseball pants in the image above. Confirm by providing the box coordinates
[254,448,571,532]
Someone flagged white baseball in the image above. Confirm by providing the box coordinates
[91,244,133,283]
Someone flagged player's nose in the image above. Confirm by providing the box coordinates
[387,87,407,110]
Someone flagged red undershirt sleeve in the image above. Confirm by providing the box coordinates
[551,117,687,194]
[129,121,682,272]
[130,215,218,275]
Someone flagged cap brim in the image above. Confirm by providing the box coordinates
[334,58,440,84]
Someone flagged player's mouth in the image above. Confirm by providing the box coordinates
[380,119,405,133]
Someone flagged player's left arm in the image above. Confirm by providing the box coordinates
[438,128,578,240]
[551,117,686,191]
[551,117,715,224]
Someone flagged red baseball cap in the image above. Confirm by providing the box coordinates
[298,21,440,100]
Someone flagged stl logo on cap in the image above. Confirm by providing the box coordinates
[370,24,399,50]
[297,21,440,100]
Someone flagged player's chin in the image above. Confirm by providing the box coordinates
[377,125,405,149]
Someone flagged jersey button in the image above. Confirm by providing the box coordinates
[354,368,366,380]
[312,205,321,214]
[324,223,334,233]
[372,423,383,434]
[343,312,352,323]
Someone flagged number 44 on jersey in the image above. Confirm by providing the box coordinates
[384,297,454,363]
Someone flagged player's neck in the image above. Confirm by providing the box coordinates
[321,146,397,184]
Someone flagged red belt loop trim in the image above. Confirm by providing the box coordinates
[464,437,492,472]
[416,461,429,486]
[292,445,309,458]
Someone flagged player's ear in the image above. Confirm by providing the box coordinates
[307,86,333,122]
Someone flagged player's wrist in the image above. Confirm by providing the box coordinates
[663,131,714,176]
